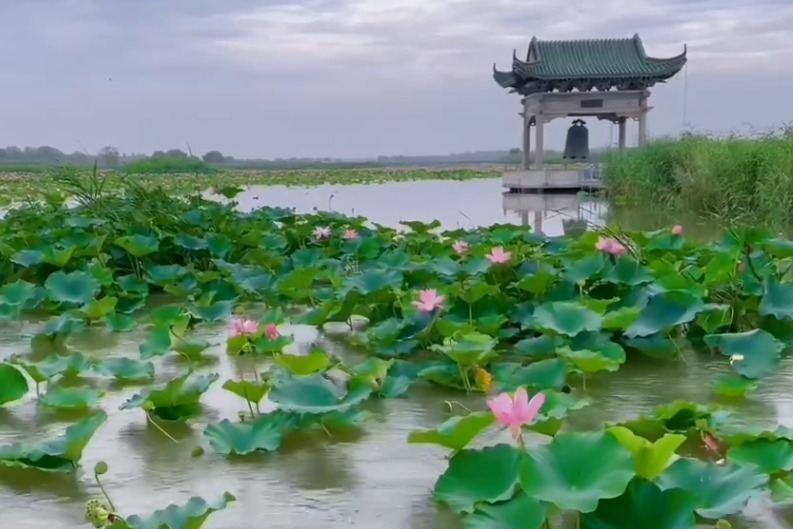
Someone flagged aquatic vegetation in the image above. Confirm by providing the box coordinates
[3,180,793,525]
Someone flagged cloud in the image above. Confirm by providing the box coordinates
[0,0,790,158]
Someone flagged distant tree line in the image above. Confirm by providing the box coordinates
[0,144,607,173]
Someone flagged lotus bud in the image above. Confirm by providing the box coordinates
[142,400,154,411]
[94,461,108,475]
[191,446,205,458]
[716,519,732,529]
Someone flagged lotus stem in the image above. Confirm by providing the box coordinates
[146,412,179,444]
[94,472,117,512]
[444,401,473,415]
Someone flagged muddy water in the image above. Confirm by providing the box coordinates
[1,315,793,529]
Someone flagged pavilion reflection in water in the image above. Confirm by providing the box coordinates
[502,192,608,236]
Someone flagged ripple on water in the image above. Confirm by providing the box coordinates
[1,320,792,528]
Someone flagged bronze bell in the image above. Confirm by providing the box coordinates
[563,119,590,160]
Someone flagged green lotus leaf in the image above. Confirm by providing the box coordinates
[221,379,270,404]
[727,439,793,474]
[529,301,603,337]
[12,245,75,268]
[490,358,568,392]
[0,279,38,306]
[703,329,784,379]
[105,312,137,332]
[624,334,678,359]
[602,306,641,331]
[189,299,234,322]
[121,372,219,420]
[203,412,299,455]
[109,492,235,529]
[342,267,403,296]
[518,431,636,513]
[461,492,546,529]
[434,444,522,513]
[274,349,331,375]
[139,324,174,359]
[559,345,625,374]
[351,357,393,386]
[712,375,757,397]
[430,332,498,367]
[625,290,705,338]
[607,427,685,480]
[512,335,560,359]
[655,457,768,519]
[80,296,118,320]
[114,233,160,258]
[601,257,655,286]
[0,363,28,405]
[759,276,793,319]
[19,352,99,380]
[44,270,100,304]
[716,424,793,446]
[695,303,733,333]
[251,334,295,354]
[100,357,155,382]
[39,386,103,410]
[449,281,499,304]
[770,474,793,505]
[145,264,189,286]
[0,411,106,472]
[408,412,495,451]
[581,477,697,529]
[268,374,372,414]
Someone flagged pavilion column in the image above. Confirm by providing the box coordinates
[618,117,627,149]
[521,119,531,170]
[520,211,529,226]
[534,117,545,169]
[637,92,648,147]
[534,210,543,234]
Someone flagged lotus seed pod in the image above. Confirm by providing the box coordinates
[716,520,732,529]
[143,400,154,411]
[191,446,205,457]
[94,461,108,475]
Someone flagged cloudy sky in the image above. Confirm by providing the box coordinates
[1,0,792,158]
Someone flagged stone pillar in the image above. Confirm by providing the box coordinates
[521,119,531,170]
[618,117,627,149]
[520,210,529,226]
[534,210,543,234]
[534,118,544,169]
[638,111,647,147]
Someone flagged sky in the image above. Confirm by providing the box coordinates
[1,0,792,159]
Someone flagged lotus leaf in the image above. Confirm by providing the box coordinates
[268,373,372,414]
[114,234,160,258]
[430,332,497,367]
[581,478,697,529]
[703,329,783,379]
[204,412,299,455]
[222,379,270,404]
[434,444,521,513]
[100,357,155,382]
[0,411,106,472]
[121,372,219,420]
[109,492,235,529]
[607,427,685,480]
[712,375,756,397]
[727,438,793,474]
[461,493,546,529]
[40,386,103,410]
[44,270,100,305]
[274,349,331,375]
[0,363,28,405]
[625,290,705,338]
[408,412,495,451]
[655,457,768,519]
[518,430,636,513]
[529,301,603,337]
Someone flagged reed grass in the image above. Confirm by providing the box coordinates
[604,130,793,228]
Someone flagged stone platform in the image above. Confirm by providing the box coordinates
[502,169,605,193]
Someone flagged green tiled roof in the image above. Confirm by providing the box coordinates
[493,34,686,92]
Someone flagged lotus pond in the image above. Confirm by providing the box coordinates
[4,182,793,528]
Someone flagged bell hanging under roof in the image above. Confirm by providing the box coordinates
[563,119,590,160]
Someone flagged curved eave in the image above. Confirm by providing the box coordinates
[492,64,519,88]
[645,44,688,78]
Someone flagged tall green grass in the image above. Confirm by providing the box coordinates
[604,131,793,227]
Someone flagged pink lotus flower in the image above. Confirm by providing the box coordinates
[342,229,359,240]
[412,289,445,312]
[487,387,545,440]
[313,226,331,239]
[486,246,512,264]
[702,432,721,456]
[230,317,258,337]
[452,240,469,255]
[595,237,628,256]
[671,224,684,236]
[264,323,280,340]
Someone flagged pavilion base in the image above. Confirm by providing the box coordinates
[502,169,605,193]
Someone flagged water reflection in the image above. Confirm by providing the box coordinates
[502,192,608,236]
[206,180,610,232]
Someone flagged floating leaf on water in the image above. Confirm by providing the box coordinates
[0,363,28,405]
[40,386,104,410]
[108,492,236,529]
[703,329,784,379]
[121,371,219,421]
[268,373,372,414]
[203,412,299,455]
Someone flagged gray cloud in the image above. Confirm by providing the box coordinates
[0,0,790,157]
